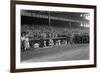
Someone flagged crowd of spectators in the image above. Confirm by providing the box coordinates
[21,24,89,51]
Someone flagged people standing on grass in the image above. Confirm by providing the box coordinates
[21,32,30,51]
[21,32,26,50]
[24,35,30,50]
[49,39,54,46]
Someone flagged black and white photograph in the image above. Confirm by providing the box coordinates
[21,10,90,62]
[11,1,96,72]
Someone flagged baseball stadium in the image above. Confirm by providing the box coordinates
[21,10,90,62]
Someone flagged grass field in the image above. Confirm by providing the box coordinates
[21,44,89,63]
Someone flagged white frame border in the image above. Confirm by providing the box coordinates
[16,4,94,69]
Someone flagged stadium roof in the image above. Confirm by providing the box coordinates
[21,10,90,28]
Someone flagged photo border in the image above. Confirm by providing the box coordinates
[10,0,97,73]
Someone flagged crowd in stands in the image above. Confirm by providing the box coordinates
[21,24,89,51]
